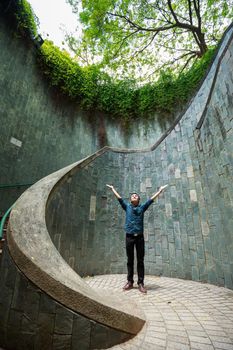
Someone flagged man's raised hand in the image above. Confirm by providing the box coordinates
[159,184,168,192]
[106,184,122,199]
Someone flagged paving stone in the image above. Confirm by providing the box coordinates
[146,336,167,346]
[136,343,159,350]
[167,340,191,350]
[190,343,214,350]
[167,329,187,337]
[207,330,229,337]
[189,335,212,344]
[146,331,166,339]
[167,335,189,344]
[209,336,232,344]
[212,342,233,350]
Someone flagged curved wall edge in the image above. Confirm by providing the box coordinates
[6,152,145,336]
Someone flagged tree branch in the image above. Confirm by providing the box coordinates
[193,0,201,29]
[112,29,140,57]
[172,12,190,23]
[192,30,201,47]
[146,50,199,80]
[152,0,173,24]
[154,41,193,53]
[180,53,197,72]
[107,6,201,39]
[154,2,188,24]
[107,11,177,32]
[188,0,193,25]
[128,32,158,60]
[167,0,180,24]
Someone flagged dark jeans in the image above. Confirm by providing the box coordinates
[126,234,145,285]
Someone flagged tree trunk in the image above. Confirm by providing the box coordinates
[196,30,208,57]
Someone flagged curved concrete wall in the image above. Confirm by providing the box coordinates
[0,155,145,350]
[0,247,136,350]
[46,25,233,289]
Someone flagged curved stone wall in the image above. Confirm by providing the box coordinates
[0,247,136,350]
[0,155,145,350]
[46,25,233,289]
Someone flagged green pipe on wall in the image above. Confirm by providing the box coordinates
[0,205,14,239]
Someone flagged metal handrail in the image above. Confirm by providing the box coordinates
[0,205,14,240]
[0,183,34,238]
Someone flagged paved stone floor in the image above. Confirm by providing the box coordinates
[84,274,233,350]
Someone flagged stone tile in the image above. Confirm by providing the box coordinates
[167,329,187,337]
[142,342,165,350]
[212,342,233,350]
[52,334,71,350]
[167,340,190,350]
[167,335,189,344]
[206,330,229,337]
[54,308,73,335]
[187,330,209,337]
[146,336,166,347]
[190,344,214,350]
[189,335,212,344]
[209,336,232,344]
[71,315,91,350]
[146,331,167,340]
[147,326,166,333]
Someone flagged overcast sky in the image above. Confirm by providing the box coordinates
[27,0,78,49]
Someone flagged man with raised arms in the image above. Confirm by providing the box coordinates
[106,184,168,293]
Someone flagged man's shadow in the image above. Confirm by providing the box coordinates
[144,283,163,291]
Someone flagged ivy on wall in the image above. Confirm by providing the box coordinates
[39,41,216,122]
[2,0,217,124]
[0,0,38,38]
[15,0,38,37]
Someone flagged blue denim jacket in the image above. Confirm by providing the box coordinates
[118,198,153,234]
